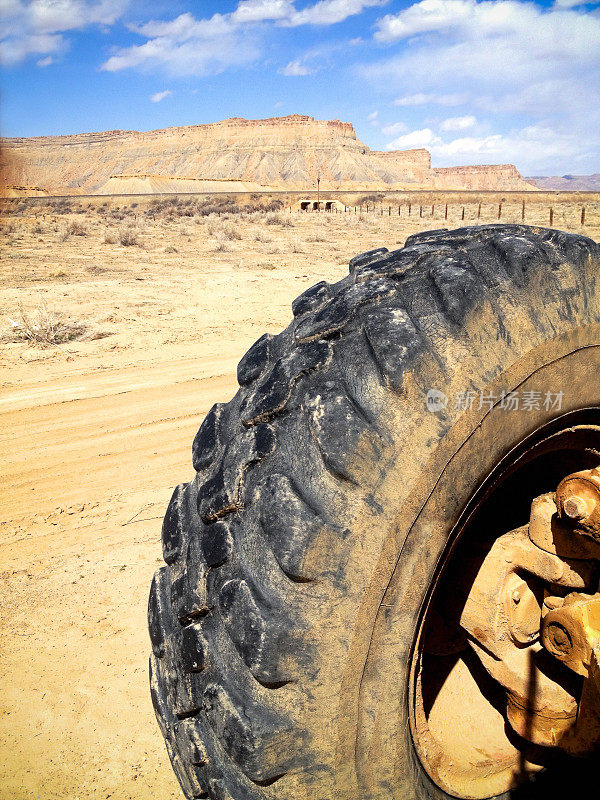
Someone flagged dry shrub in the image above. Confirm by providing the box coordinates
[119,226,139,246]
[253,228,272,243]
[212,235,231,252]
[70,221,88,236]
[306,230,327,242]
[203,217,241,239]
[6,302,86,346]
[221,222,242,240]
[265,212,293,227]
[289,237,306,253]
[262,243,282,254]
[104,233,116,244]
[204,218,218,236]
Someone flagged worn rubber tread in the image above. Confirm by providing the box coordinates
[149,224,600,800]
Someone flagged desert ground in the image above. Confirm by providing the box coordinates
[1,191,599,799]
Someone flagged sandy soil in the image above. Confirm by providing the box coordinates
[1,193,599,799]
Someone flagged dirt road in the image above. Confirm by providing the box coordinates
[0,354,245,799]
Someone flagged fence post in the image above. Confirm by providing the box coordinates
[477,203,481,220]
[498,202,502,220]
[445,204,448,220]
[398,205,401,216]
[461,207,465,220]
[409,203,411,216]
[581,207,586,225]
[549,207,554,226]
[419,205,423,218]
[389,206,391,216]
[431,204,435,216]
[522,199,525,221]
[380,207,383,216]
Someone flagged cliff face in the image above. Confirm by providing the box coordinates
[432,164,532,191]
[0,114,535,195]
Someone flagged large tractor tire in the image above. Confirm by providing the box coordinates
[149,224,600,800]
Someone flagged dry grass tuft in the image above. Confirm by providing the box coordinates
[6,302,87,346]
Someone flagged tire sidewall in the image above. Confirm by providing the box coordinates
[343,326,600,800]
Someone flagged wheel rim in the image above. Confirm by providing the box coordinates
[409,414,600,799]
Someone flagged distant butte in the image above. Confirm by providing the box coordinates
[0,114,537,196]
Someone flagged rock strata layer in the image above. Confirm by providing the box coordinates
[0,114,536,195]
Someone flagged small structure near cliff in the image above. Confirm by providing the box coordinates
[293,199,347,211]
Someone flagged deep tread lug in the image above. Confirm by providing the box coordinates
[148,567,173,657]
[349,247,389,272]
[305,381,384,484]
[219,577,296,684]
[259,473,337,580]
[193,404,225,472]
[203,680,304,783]
[162,483,187,565]
[202,520,234,567]
[181,624,209,673]
[362,306,422,391]
[241,340,332,426]
[237,334,273,386]
[291,280,330,317]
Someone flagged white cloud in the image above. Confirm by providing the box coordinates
[361,0,600,172]
[102,9,260,75]
[232,0,294,23]
[373,0,600,59]
[280,58,311,75]
[386,127,440,149]
[392,92,467,106]
[36,54,53,65]
[101,0,388,75]
[375,0,473,41]
[282,0,387,27]
[440,114,476,131]
[0,0,129,65]
[385,124,590,173]
[381,120,408,135]
[367,110,379,125]
[108,0,388,77]
[150,89,171,102]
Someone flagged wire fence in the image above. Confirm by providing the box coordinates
[293,200,595,230]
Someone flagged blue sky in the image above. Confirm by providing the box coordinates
[1,0,599,174]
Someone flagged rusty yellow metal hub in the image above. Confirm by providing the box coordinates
[412,463,600,798]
